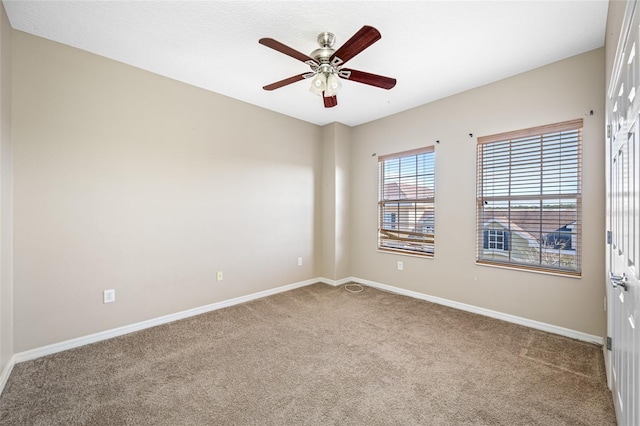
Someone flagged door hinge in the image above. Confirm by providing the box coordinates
[607,124,612,139]
[607,230,612,244]
[606,336,612,351]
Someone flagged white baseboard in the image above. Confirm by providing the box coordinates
[317,277,352,287]
[0,355,15,395]
[351,276,603,345]
[4,274,602,396]
[12,278,320,365]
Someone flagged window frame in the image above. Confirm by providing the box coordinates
[378,146,435,257]
[476,119,582,276]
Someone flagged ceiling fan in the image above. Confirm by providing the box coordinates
[259,25,396,108]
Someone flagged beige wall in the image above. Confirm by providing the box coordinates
[349,48,606,336]
[320,122,351,281]
[12,31,322,352]
[321,125,336,279]
[0,2,13,371]
[333,123,351,280]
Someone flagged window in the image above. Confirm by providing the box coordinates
[378,146,435,256]
[476,119,582,275]
[483,229,509,251]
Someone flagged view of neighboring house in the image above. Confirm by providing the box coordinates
[480,210,579,270]
[379,182,435,254]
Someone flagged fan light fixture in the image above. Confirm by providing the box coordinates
[325,73,342,96]
[259,26,397,108]
[309,71,342,97]
[309,73,327,95]
[309,61,341,97]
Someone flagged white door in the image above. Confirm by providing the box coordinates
[607,2,640,425]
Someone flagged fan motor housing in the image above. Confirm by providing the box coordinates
[310,32,336,63]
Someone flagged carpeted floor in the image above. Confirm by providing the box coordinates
[0,283,616,425]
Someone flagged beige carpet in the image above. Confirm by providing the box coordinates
[0,283,616,425]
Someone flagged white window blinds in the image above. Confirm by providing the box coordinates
[378,146,435,256]
[477,119,582,275]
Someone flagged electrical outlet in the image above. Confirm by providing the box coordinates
[397,261,403,271]
[298,257,303,266]
[217,271,223,281]
[103,289,115,304]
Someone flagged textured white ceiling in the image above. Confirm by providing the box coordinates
[3,0,608,126]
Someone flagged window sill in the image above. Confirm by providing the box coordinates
[476,260,581,278]
[378,248,434,259]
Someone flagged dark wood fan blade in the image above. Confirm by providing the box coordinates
[323,94,338,108]
[259,38,318,65]
[341,68,396,89]
[263,74,308,91]
[330,26,381,66]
